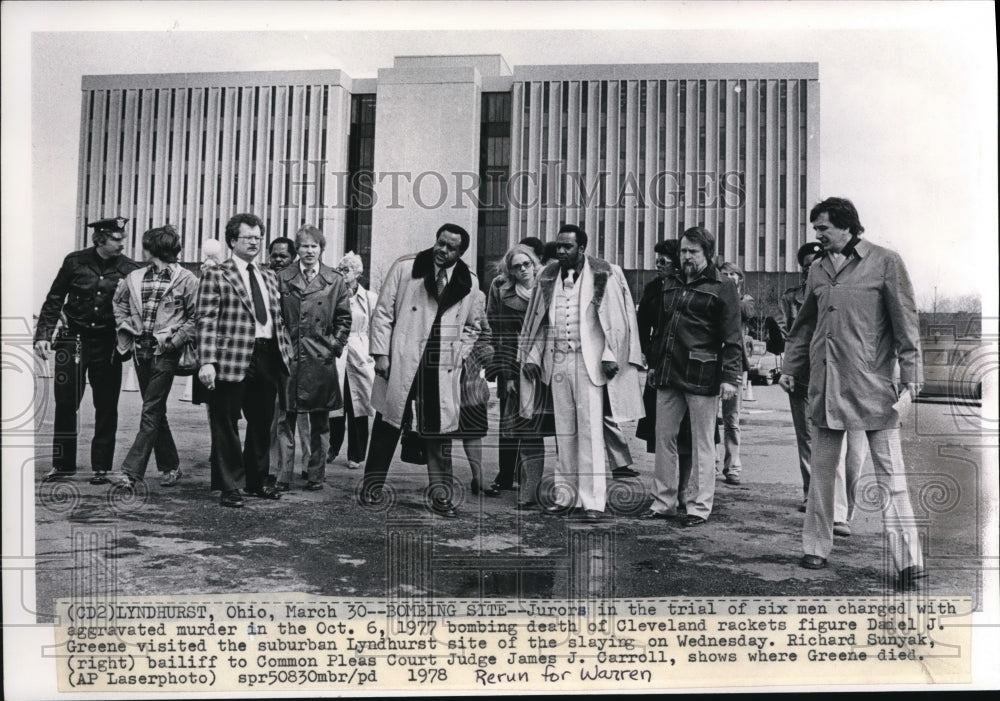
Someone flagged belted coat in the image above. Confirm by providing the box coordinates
[277,263,353,413]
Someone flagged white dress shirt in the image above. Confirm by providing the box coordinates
[231,255,274,339]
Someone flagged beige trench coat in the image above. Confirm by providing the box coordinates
[782,239,923,431]
[369,249,482,431]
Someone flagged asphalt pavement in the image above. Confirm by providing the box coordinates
[31,375,986,614]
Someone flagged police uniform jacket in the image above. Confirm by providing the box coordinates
[35,248,140,342]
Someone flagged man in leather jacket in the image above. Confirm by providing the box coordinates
[34,217,140,484]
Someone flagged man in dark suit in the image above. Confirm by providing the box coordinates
[34,217,140,484]
[196,213,294,508]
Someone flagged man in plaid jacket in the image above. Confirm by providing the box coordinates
[197,213,294,508]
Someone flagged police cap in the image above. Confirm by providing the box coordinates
[86,217,129,234]
[796,241,823,267]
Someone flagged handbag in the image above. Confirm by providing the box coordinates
[399,401,427,465]
[400,428,427,465]
[174,340,198,377]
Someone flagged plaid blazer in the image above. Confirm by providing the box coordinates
[196,258,293,382]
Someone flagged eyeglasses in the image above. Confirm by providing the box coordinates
[238,235,263,242]
[510,261,533,270]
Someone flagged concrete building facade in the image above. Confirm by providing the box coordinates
[77,55,819,316]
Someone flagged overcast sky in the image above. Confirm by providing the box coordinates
[4,1,997,309]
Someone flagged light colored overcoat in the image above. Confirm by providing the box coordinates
[517,256,645,422]
[369,249,481,431]
[782,238,923,431]
[332,284,378,418]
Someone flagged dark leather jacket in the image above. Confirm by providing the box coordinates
[649,265,743,395]
[36,248,140,341]
[637,276,664,359]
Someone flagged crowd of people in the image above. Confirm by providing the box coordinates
[34,197,927,589]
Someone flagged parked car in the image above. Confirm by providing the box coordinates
[746,339,782,385]
[919,340,989,400]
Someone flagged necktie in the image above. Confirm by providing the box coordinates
[305,267,316,283]
[564,269,575,288]
[246,263,268,325]
[435,267,447,299]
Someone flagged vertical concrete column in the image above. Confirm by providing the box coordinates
[385,519,434,598]
[567,524,616,602]
[369,66,483,288]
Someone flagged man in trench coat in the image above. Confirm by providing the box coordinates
[360,223,483,518]
[518,224,644,520]
[780,197,925,590]
[275,225,352,490]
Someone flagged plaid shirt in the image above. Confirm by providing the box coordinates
[141,265,173,334]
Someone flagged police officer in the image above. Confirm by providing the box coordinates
[34,217,140,484]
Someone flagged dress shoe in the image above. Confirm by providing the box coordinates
[42,469,74,483]
[160,469,182,487]
[432,502,458,518]
[305,481,324,491]
[798,501,807,513]
[542,504,566,516]
[612,467,639,479]
[245,486,281,500]
[346,460,361,470]
[683,515,708,527]
[482,483,502,497]
[833,522,852,537]
[220,491,244,508]
[583,509,604,521]
[118,473,137,489]
[638,509,671,520]
[89,471,111,485]
[896,565,927,591]
[800,554,827,569]
[724,473,741,486]
[516,500,539,510]
[274,481,291,492]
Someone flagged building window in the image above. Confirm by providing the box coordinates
[477,92,512,286]
[346,94,376,275]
